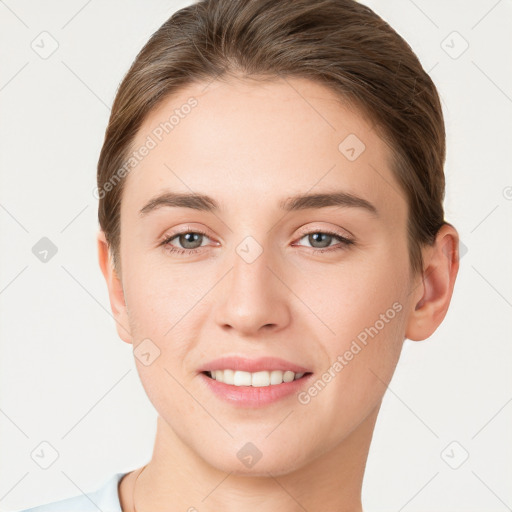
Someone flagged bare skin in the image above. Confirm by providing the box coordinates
[98,76,459,511]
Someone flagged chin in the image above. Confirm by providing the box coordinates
[216,456,305,478]
[198,438,310,477]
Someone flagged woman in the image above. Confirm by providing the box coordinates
[18,0,459,510]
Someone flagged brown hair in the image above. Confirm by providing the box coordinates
[97,0,447,277]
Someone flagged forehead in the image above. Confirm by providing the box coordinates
[122,77,406,222]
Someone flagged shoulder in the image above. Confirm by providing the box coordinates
[14,472,128,512]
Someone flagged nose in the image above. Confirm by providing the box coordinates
[214,241,291,337]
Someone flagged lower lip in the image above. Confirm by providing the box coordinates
[199,372,313,408]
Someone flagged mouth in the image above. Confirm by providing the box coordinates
[198,356,314,406]
[202,369,313,387]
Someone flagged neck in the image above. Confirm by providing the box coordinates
[122,404,380,512]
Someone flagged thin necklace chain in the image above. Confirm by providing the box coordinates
[132,463,148,512]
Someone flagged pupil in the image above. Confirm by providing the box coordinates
[310,233,330,248]
[181,233,201,249]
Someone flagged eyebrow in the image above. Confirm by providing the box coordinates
[139,190,378,217]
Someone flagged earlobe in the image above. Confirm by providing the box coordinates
[405,223,460,341]
[97,230,133,344]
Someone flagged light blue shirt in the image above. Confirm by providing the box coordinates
[14,472,128,512]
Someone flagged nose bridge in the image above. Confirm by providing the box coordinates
[232,234,270,293]
[214,233,289,335]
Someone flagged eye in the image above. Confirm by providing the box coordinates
[160,228,354,256]
[161,228,213,256]
[294,230,354,253]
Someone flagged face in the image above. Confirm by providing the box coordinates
[109,77,421,476]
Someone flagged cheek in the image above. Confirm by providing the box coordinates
[299,292,406,444]
[299,253,408,340]
[299,249,409,396]
[121,257,213,382]
[123,250,197,329]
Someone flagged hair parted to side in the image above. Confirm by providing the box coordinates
[97,0,447,278]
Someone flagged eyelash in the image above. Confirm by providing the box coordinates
[160,228,354,256]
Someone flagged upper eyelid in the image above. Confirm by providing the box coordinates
[165,221,352,237]
[296,224,353,239]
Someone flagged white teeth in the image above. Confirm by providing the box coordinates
[270,370,283,385]
[251,371,270,387]
[208,369,307,386]
[233,370,252,386]
[223,369,234,384]
[283,370,295,383]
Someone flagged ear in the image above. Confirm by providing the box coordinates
[405,223,460,341]
[97,229,133,344]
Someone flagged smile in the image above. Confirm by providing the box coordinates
[204,369,308,387]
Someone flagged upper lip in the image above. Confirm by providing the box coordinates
[199,356,311,374]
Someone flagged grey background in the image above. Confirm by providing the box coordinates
[0,0,511,510]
